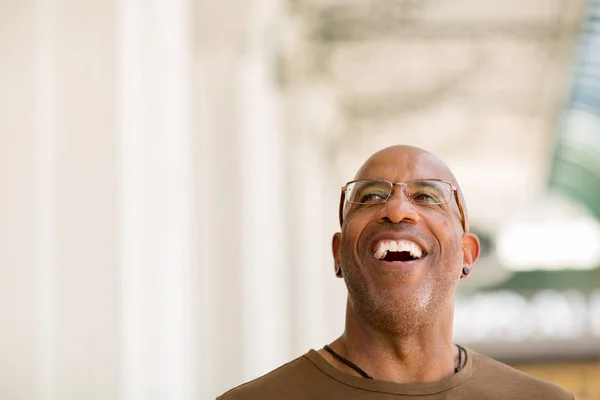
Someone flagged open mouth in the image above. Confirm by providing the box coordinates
[372,240,425,262]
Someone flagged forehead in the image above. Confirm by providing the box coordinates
[355,147,457,184]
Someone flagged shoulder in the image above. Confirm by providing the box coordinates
[217,353,321,400]
[469,350,573,399]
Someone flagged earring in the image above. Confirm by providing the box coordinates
[335,267,343,278]
[461,267,471,278]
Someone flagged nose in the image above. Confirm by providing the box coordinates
[377,184,420,225]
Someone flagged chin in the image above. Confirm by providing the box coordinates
[349,285,436,335]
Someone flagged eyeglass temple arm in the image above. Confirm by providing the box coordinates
[338,190,345,227]
[454,190,467,232]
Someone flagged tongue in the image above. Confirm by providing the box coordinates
[384,251,415,262]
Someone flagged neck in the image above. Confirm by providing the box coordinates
[326,299,458,384]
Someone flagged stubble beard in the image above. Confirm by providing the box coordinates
[341,246,460,336]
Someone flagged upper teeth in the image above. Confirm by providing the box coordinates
[373,240,424,260]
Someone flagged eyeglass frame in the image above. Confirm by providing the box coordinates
[338,178,467,232]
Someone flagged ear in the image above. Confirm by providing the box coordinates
[332,232,342,277]
[460,232,480,278]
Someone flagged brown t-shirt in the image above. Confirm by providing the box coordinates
[217,348,574,399]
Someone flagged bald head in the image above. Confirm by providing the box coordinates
[348,145,469,231]
[355,146,455,182]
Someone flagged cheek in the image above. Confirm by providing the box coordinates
[343,211,372,242]
[438,232,464,271]
[420,205,458,233]
[341,228,360,261]
[341,216,373,263]
[426,215,462,259]
[345,204,380,224]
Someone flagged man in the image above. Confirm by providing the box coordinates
[217,145,573,399]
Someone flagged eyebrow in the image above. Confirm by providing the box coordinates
[409,179,446,189]
[353,178,387,190]
[355,180,388,189]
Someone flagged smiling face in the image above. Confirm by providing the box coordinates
[333,146,480,335]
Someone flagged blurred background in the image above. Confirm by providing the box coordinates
[1,0,600,399]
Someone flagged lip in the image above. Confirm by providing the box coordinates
[372,256,428,271]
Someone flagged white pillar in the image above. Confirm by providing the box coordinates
[284,84,348,355]
[51,0,120,397]
[117,0,194,399]
[194,0,296,396]
[35,0,56,398]
[238,0,291,380]
[32,0,121,398]
[0,1,39,399]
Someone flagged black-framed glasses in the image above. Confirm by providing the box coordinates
[338,178,467,232]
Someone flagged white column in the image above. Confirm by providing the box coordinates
[288,140,326,351]
[117,0,194,399]
[287,136,348,354]
[238,0,291,380]
[193,9,248,395]
[284,84,348,354]
[51,0,120,397]
[0,1,39,399]
[193,0,295,395]
[35,0,56,399]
